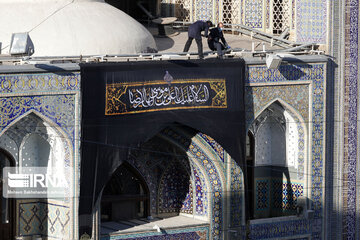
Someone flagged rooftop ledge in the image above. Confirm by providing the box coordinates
[100,215,209,237]
[0,25,325,67]
[0,54,330,74]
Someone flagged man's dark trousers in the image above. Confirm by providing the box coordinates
[208,41,225,58]
[183,37,204,59]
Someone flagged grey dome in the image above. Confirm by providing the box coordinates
[0,0,157,56]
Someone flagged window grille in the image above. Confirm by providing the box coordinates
[222,0,241,25]
[272,0,291,34]
[174,0,192,22]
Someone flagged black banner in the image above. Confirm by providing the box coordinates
[79,59,246,233]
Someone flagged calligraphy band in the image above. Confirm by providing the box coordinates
[105,79,227,115]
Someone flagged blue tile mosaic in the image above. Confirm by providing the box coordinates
[342,0,359,238]
[244,0,263,28]
[195,0,213,21]
[296,0,327,44]
[248,219,311,239]
[0,95,76,143]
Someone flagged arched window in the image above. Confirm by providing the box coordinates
[0,150,15,239]
[101,163,149,222]
[248,102,301,219]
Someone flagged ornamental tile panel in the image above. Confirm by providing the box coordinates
[342,0,359,238]
[0,73,80,94]
[19,202,70,238]
[296,0,327,44]
[244,0,263,28]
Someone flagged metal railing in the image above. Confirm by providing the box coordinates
[172,21,317,50]
[0,45,324,65]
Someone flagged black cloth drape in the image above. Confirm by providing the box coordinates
[79,59,246,231]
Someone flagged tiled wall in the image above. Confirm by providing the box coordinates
[246,63,326,238]
[341,0,359,239]
[296,0,328,44]
[0,72,80,239]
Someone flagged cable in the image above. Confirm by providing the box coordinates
[1,0,75,51]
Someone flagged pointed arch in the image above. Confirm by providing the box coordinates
[249,99,308,176]
[0,110,73,168]
[101,161,150,221]
[251,98,307,133]
[0,110,74,238]
[94,123,235,240]
[248,100,307,219]
[158,126,226,239]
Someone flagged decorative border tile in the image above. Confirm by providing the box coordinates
[0,73,79,94]
[198,133,225,163]
[246,64,324,83]
[248,218,311,239]
[310,76,325,238]
[265,0,270,29]
[292,0,296,29]
[193,168,208,216]
[342,0,359,238]
[230,159,244,227]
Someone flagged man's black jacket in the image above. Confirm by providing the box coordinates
[188,20,210,39]
[208,27,227,45]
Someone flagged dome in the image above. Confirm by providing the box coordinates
[0,0,157,56]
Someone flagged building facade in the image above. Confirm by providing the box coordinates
[0,66,81,239]
[0,0,359,239]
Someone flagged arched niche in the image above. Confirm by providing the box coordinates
[101,162,150,222]
[248,101,306,219]
[0,111,73,238]
[97,124,231,240]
